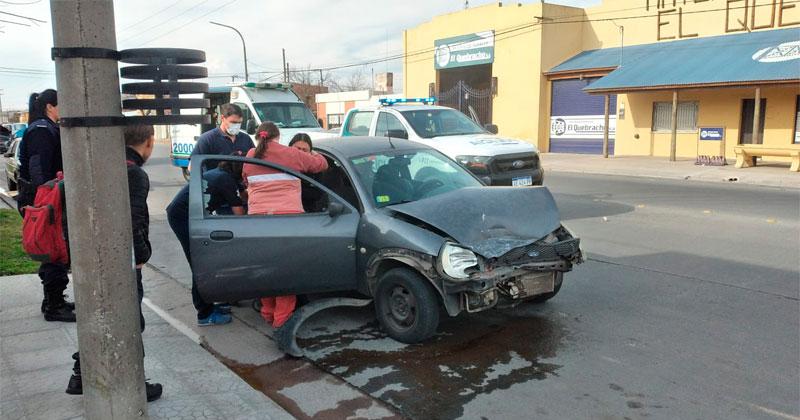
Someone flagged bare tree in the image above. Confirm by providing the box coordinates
[328,69,370,92]
[288,64,335,88]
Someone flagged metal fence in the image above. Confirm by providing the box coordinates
[438,81,492,126]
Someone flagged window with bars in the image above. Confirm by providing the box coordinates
[652,101,699,132]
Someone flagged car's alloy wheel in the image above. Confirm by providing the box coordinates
[375,267,439,344]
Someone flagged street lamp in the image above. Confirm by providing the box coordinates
[210,21,249,81]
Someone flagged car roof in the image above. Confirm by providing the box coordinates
[315,136,432,158]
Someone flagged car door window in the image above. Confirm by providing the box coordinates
[376,112,407,138]
[343,111,373,136]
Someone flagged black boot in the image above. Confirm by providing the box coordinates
[146,381,163,402]
[41,294,75,313]
[44,292,76,322]
[65,352,82,395]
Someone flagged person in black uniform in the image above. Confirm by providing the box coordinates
[17,89,75,322]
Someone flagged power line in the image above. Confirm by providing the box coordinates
[119,0,210,42]
[118,0,183,32]
[132,0,239,46]
[0,18,29,26]
[0,10,46,23]
[0,0,42,4]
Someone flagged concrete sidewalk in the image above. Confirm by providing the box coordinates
[542,153,800,189]
[0,274,294,420]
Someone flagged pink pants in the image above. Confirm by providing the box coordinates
[260,295,297,328]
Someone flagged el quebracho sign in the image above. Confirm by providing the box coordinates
[434,31,495,70]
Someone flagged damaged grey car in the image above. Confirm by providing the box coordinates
[189,137,583,348]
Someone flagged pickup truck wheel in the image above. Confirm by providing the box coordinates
[375,268,440,344]
[530,272,564,303]
[181,167,191,182]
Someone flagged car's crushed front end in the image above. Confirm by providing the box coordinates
[386,186,584,315]
[436,225,583,313]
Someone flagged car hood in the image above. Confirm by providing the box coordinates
[425,134,538,157]
[386,186,561,259]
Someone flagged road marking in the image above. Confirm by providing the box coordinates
[636,204,645,208]
[742,402,800,420]
[766,218,777,224]
[703,209,712,214]
[142,297,201,344]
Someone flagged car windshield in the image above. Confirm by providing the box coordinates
[252,102,320,129]
[350,149,483,208]
[400,109,485,139]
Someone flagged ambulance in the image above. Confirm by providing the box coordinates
[169,82,334,179]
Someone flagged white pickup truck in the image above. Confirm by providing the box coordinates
[339,98,543,186]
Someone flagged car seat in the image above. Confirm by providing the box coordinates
[372,158,414,205]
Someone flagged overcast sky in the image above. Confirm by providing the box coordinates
[0,0,599,110]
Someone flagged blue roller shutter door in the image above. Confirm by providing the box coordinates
[549,78,616,154]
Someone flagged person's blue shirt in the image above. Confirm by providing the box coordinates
[190,128,254,172]
[166,167,243,222]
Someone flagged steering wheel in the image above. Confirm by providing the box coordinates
[415,178,445,198]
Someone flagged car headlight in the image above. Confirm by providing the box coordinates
[455,155,491,175]
[440,242,478,279]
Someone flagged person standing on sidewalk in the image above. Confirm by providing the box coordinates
[17,89,75,322]
[166,152,248,326]
[66,125,163,401]
[189,103,254,173]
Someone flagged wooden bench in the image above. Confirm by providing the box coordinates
[734,144,800,172]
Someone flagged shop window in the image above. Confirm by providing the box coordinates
[652,101,698,132]
[327,114,344,129]
[794,96,800,144]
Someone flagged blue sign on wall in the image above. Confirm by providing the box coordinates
[699,127,724,141]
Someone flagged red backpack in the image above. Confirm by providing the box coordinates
[21,172,69,264]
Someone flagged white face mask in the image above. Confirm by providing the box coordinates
[226,123,241,136]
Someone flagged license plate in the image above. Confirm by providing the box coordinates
[512,176,533,186]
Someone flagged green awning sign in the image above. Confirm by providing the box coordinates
[434,31,495,70]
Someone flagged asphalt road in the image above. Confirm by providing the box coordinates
[3,143,798,419]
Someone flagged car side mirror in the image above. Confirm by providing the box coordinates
[246,119,257,135]
[328,201,346,217]
[484,124,499,134]
[386,129,408,139]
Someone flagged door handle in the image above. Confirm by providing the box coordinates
[209,230,234,241]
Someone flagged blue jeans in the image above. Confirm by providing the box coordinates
[166,209,214,320]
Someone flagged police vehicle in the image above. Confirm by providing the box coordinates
[339,98,543,186]
[169,82,334,180]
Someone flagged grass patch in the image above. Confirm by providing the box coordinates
[0,208,39,275]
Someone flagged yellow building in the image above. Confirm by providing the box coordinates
[403,0,800,162]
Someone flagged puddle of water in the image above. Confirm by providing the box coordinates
[298,308,567,420]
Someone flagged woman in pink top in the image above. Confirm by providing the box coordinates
[242,122,328,328]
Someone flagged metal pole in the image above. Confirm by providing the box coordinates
[603,94,610,158]
[670,90,678,162]
[282,48,287,82]
[210,21,248,81]
[319,69,323,87]
[50,1,148,418]
[0,89,4,123]
[752,86,762,145]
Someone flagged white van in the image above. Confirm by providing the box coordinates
[169,82,334,179]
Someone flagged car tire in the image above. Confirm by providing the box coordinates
[181,167,191,182]
[530,272,563,303]
[375,267,440,344]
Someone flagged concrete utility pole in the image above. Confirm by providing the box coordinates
[50,1,148,418]
[282,48,287,82]
[670,90,678,162]
[0,89,4,124]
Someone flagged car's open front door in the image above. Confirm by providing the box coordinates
[188,155,360,303]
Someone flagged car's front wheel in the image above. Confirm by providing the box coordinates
[375,267,440,344]
[181,167,190,182]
